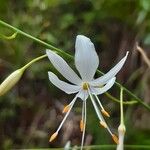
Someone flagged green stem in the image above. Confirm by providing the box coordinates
[27,145,150,150]
[105,92,137,105]
[0,31,17,40]
[0,19,150,111]
[21,54,47,70]
[120,83,150,110]
[0,20,73,60]
[120,87,124,125]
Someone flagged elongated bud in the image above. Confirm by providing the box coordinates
[80,120,85,132]
[117,124,126,150]
[118,124,126,134]
[0,54,47,97]
[64,141,71,150]
[112,134,119,144]
[99,121,107,128]
[101,109,110,117]
[0,68,24,96]
[49,132,58,142]
[62,105,70,113]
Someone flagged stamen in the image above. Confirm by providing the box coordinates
[100,121,107,128]
[89,93,103,121]
[62,105,70,113]
[88,89,117,145]
[101,109,110,117]
[112,134,119,144]
[81,101,87,150]
[80,120,85,132]
[49,132,58,142]
[56,96,77,134]
[82,82,89,90]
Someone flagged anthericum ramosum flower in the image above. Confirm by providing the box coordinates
[46,35,129,150]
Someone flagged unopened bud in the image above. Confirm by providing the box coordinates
[0,68,24,96]
[117,124,126,150]
[118,124,126,134]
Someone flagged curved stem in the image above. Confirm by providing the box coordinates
[0,19,150,111]
[104,92,137,105]
[0,31,17,40]
[21,54,47,70]
[0,20,72,60]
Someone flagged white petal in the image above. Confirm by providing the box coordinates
[75,35,99,81]
[48,72,81,94]
[77,89,89,100]
[91,77,116,95]
[90,51,129,86]
[46,49,82,85]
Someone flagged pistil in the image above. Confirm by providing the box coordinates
[82,82,89,90]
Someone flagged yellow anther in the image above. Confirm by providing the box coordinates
[80,120,85,132]
[62,105,70,113]
[49,132,58,142]
[101,109,110,117]
[82,82,89,90]
[112,134,119,144]
[100,121,107,128]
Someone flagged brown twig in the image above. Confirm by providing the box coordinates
[136,43,150,68]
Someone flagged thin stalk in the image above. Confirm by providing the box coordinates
[0,20,73,60]
[21,54,47,70]
[104,92,137,105]
[0,19,150,111]
[120,88,124,125]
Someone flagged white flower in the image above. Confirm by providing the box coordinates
[46,35,129,149]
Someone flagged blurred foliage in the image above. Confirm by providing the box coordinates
[0,0,150,149]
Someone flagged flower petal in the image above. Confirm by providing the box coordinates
[90,51,129,86]
[46,49,82,85]
[91,77,116,95]
[75,35,99,81]
[77,89,89,100]
[48,72,81,94]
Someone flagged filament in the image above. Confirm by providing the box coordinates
[81,100,87,150]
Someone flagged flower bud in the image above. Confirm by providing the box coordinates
[118,124,126,134]
[0,68,24,96]
[117,124,126,150]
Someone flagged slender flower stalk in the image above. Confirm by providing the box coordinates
[47,35,128,149]
[0,54,47,96]
[117,88,126,150]
[81,101,87,150]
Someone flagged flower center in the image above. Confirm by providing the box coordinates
[82,82,89,90]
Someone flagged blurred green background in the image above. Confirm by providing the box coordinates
[0,0,150,149]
